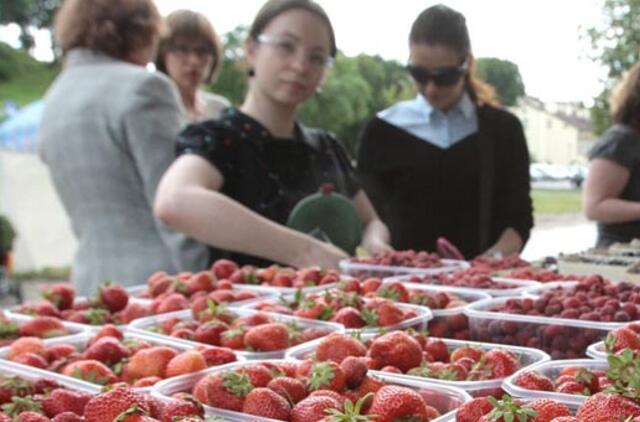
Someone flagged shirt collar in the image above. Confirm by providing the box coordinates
[416,91,475,121]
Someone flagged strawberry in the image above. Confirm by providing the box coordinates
[242,387,291,420]
[14,411,49,422]
[575,392,640,421]
[220,327,245,349]
[112,405,156,422]
[340,356,368,389]
[367,385,437,421]
[114,303,151,325]
[193,320,229,346]
[8,337,47,360]
[244,323,289,352]
[330,307,365,328]
[291,395,342,422]
[513,371,555,391]
[423,338,450,362]
[455,397,493,422]
[196,346,236,366]
[450,346,484,363]
[84,387,149,422]
[308,361,346,393]
[32,379,60,395]
[147,272,174,297]
[186,271,215,295]
[557,381,588,395]
[51,412,83,422]
[315,333,366,363]
[606,328,640,353]
[159,397,203,422]
[368,331,423,373]
[83,336,130,365]
[267,377,307,405]
[211,259,238,279]
[354,375,386,400]
[13,352,48,368]
[42,389,92,417]
[61,360,118,385]
[89,325,124,343]
[98,282,129,313]
[192,372,252,411]
[484,349,519,378]
[42,283,75,310]
[155,294,189,314]
[375,282,410,302]
[242,364,273,387]
[164,351,207,378]
[126,346,178,380]
[361,278,382,294]
[16,300,61,318]
[527,399,571,421]
[133,377,161,388]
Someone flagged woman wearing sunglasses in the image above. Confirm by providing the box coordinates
[154,0,391,269]
[357,4,533,259]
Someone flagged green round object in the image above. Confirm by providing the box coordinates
[287,184,362,254]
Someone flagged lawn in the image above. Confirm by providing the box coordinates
[531,188,583,215]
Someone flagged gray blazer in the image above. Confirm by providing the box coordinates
[39,49,209,296]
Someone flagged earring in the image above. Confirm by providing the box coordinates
[247,68,255,77]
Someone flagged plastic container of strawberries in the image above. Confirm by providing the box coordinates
[238,294,433,335]
[0,359,102,394]
[284,333,550,398]
[338,258,468,280]
[464,296,629,359]
[437,397,579,421]
[127,308,345,360]
[126,283,279,307]
[502,358,609,406]
[0,312,91,344]
[151,359,472,422]
[0,329,243,393]
[385,273,541,297]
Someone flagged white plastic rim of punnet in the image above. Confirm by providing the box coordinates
[385,274,541,297]
[2,312,91,338]
[0,328,246,393]
[586,340,608,359]
[127,307,345,360]
[284,332,549,397]
[436,397,580,422]
[521,280,580,298]
[0,358,102,394]
[502,358,608,406]
[236,293,433,335]
[338,258,469,279]
[150,359,472,422]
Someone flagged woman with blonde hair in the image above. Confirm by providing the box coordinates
[584,61,640,246]
[155,10,230,122]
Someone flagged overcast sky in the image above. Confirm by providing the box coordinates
[0,0,608,105]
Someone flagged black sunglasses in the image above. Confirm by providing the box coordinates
[407,61,468,86]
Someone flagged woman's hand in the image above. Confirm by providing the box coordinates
[361,232,394,256]
[294,240,349,270]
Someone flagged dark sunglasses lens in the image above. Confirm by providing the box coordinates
[408,66,429,85]
[408,65,464,86]
[433,69,464,86]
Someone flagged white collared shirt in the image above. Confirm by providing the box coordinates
[377,93,479,149]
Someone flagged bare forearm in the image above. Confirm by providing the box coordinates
[486,227,523,256]
[584,198,640,224]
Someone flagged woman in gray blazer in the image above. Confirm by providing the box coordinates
[39,0,208,296]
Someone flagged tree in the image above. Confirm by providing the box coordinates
[207,25,248,106]
[475,57,525,106]
[584,0,640,134]
[0,0,62,54]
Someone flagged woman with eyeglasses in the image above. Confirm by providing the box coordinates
[154,0,391,269]
[357,4,533,259]
[155,10,230,122]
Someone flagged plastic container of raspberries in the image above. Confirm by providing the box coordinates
[339,257,468,279]
[464,296,630,358]
[127,308,344,360]
[238,294,433,335]
[284,333,549,398]
[0,329,243,393]
[0,359,102,394]
[151,359,472,422]
[502,358,608,406]
[385,273,540,297]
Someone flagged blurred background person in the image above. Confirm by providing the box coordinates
[39,0,208,296]
[155,9,230,122]
[584,61,640,247]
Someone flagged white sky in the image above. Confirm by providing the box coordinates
[0,0,607,105]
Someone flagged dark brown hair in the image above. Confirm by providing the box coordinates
[54,0,161,60]
[409,4,499,107]
[249,0,337,57]
[155,10,223,84]
[610,61,640,131]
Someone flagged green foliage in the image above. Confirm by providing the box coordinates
[476,57,525,106]
[583,0,640,134]
[0,0,62,51]
[0,215,16,251]
[531,189,582,215]
[207,25,248,106]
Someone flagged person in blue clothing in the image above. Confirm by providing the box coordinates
[356,4,533,259]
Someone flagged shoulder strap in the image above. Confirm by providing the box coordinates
[477,107,495,252]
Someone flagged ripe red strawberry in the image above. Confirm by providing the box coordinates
[244,323,289,352]
[147,272,174,297]
[340,356,368,389]
[367,385,438,421]
[126,346,177,380]
[211,259,238,279]
[114,303,150,325]
[484,349,518,378]
[83,387,149,422]
[376,282,410,302]
[308,361,346,393]
[267,377,307,405]
[13,352,48,369]
[196,346,236,366]
[61,360,118,385]
[242,364,273,387]
[220,327,245,349]
[164,351,207,378]
[242,387,291,420]
[89,325,124,343]
[42,388,92,417]
[330,307,365,328]
[159,397,203,422]
[455,397,493,422]
[376,301,405,326]
[51,412,83,422]
[7,337,47,360]
[13,411,49,422]
[607,327,640,353]
[193,320,229,346]
[98,282,129,313]
[575,392,640,421]
[186,271,215,295]
[513,371,555,391]
[83,336,130,365]
[315,333,366,363]
[528,399,571,421]
[450,346,484,363]
[423,338,450,362]
[17,300,61,318]
[291,395,342,422]
[368,331,423,373]
[43,283,75,310]
[192,371,252,412]
[112,406,156,422]
[155,293,189,314]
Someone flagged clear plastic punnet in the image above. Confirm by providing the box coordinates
[126,283,279,307]
[586,340,608,359]
[465,296,629,358]
[0,359,102,394]
[127,308,345,359]
[437,397,579,421]
[0,312,90,344]
[284,333,549,398]
[502,358,608,406]
[238,294,433,335]
[339,258,468,279]
[151,359,472,422]
[385,274,541,297]
[0,328,242,393]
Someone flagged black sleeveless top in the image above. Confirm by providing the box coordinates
[176,107,359,266]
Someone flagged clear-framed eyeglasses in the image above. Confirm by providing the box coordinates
[257,34,334,70]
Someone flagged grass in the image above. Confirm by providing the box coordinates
[532,188,583,215]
